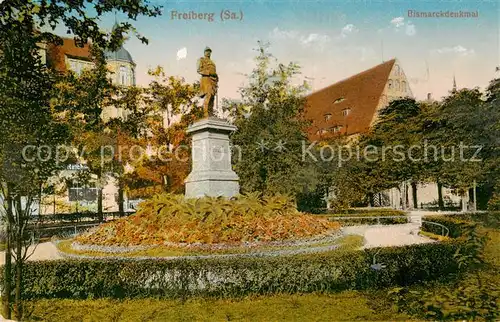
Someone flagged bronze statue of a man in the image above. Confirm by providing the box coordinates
[197,47,218,117]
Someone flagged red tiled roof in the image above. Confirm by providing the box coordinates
[46,38,92,72]
[304,59,396,141]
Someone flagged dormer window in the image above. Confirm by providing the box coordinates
[334,97,345,104]
[67,57,94,76]
[342,108,351,117]
[324,113,332,121]
[330,125,343,133]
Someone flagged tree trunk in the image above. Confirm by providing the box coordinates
[13,195,22,321]
[97,188,103,222]
[38,183,42,220]
[401,182,407,210]
[368,192,374,208]
[461,191,468,213]
[118,180,124,217]
[3,186,12,319]
[14,231,22,321]
[411,182,418,209]
[405,182,409,210]
[473,180,477,212]
[437,181,444,211]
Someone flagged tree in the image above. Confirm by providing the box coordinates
[427,88,494,210]
[483,78,500,209]
[0,22,70,320]
[119,68,200,198]
[352,98,425,209]
[224,42,318,199]
[0,0,161,319]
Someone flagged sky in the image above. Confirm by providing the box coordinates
[80,0,499,101]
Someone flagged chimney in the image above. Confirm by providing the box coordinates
[427,93,432,101]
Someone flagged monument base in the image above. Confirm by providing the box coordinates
[184,117,240,199]
[185,172,240,199]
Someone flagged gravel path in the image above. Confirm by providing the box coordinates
[342,223,434,248]
[0,242,61,265]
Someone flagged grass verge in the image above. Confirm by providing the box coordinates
[23,292,411,322]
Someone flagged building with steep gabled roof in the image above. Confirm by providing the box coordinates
[46,38,93,73]
[306,60,465,211]
[304,58,413,141]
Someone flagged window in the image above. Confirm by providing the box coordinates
[330,125,343,133]
[342,108,351,117]
[394,65,400,75]
[395,80,400,91]
[401,81,407,92]
[320,128,327,135]
[67,58,94,76]
[388,79,393,89]
[333,97,345,104]
[68,181,97,202]
[324,113,332,121]
[120,66,127,85]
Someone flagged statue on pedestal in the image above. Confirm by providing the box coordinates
[197,47,218,117]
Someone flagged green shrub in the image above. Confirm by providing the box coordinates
[390,215,499,321]
[448,212,500,229]
[0,241,464,300]
[422,216,477,238]
[487,192,500,211]
[388,275,500,322]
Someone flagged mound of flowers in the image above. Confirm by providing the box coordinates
[75,193,340,246]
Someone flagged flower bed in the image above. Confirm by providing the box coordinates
[57,234,360,261]
[75,193,340,246]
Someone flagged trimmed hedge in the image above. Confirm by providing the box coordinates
[422,212,500,238]
[320,210,408,226]
[449,212,500,229]
[422,216,478,238]
[0,241,463,300]
[313,208,406,216]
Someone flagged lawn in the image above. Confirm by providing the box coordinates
[24,292,411,322]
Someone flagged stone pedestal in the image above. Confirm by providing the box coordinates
[184,117,240,198]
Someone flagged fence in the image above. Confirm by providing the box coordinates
[25,211,136,239]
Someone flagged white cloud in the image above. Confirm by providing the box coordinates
[269,27,299,40]
[300,33,331,46]
[385,17,416,36]
[390,16,405,28]
[176,47,187,60]
[340,23,358,38]
[432,45,475,56]
[405,22,417,36]
[269,27,331,50]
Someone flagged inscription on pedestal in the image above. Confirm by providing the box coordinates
[185,118,240,199]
